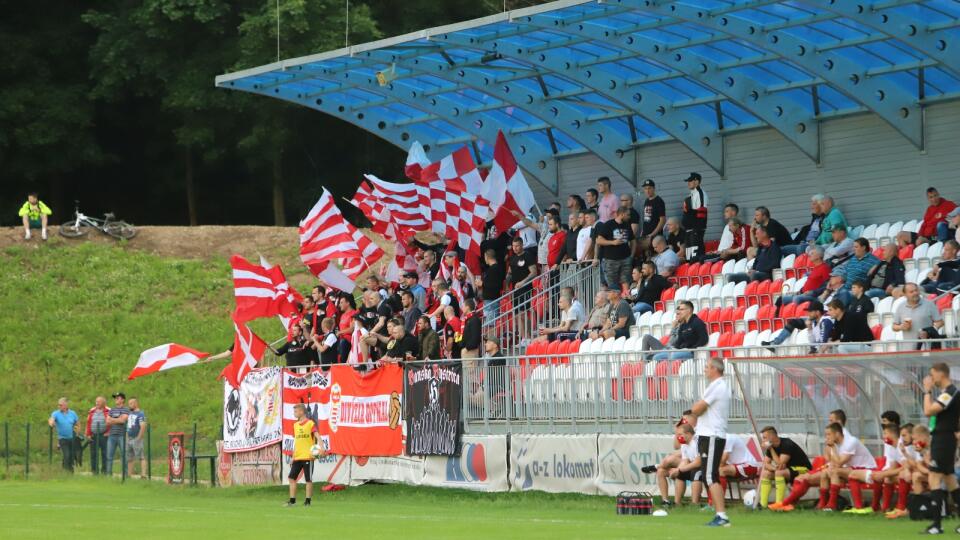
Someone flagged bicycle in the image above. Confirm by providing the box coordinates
[59,201,137,240]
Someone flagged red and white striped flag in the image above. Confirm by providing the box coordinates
[346,323,366,365]
[488,130,537,233]
[299,188,384,280]
[354,175,430,232]
[220,322,268,388]
[232,255,301,323]
[128,344,210,381]
[404,140,431,181]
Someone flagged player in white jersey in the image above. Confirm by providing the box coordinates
[822,422,877,511]
[667,423,703,506]
[909,425,933,502]
[719,434,761,481]
[887,423,918,519]
[843,424,903,514]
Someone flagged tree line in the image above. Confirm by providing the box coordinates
[1,0,522,227]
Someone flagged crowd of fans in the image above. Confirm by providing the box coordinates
[641,362,960,534]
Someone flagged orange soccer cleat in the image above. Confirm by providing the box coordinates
[768,502,784,511]
[780,504,796,512]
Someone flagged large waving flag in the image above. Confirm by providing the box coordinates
[488,131,537,233]
[220,322,268,388]
[420,146,485,200]
[353,175,430,232]
[231,255,301,323]
[404,141,431,181]
[128,344,210,381]
[299,188,384,283]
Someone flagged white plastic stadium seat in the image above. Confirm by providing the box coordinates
[861,223,878,240]
[904,219,920,233]
[733,258,749,274]
[578,338,593,354]
[794,276,808,292]
[721,259,736,276]
[928,242,944,262]
[888,221,904,240]
[589,337,606,354]
[905,268,920,286]
[914,242,930,261]
[721,282,736,307]
[710,284,725,308]
[875,223,891,241]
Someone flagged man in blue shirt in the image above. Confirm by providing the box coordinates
[105,392,130,477]
[126,398,148,479]
[48,398,79,471]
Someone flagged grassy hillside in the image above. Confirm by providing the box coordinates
[0,239,297,467]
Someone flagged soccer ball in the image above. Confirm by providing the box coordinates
[652,509,668,517]
[310,444,324,458]
[743,489,758,509]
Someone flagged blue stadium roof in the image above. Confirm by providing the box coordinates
[216,0,960,191]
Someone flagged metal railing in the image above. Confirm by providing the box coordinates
[482,262,602,356]
[458,342,955,445]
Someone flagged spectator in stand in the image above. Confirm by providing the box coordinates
[759,426,813,510]
[441,305,462,359]
[921,239,960,294]
[382,317,419,364]
[597,177,618,222]
[400,290,421,334]
[917,187,957,244]
[651,235,680,277]
[301,296,322,337]
[456,265,476,301]
[358,291,386,364]
[480,249,505,322]
[403,271,427,312]
[598,208,635,291]
[585,188,600,214]
[418,250,439,288]
[628,262,670,316]
[125,398,147,479]
[272,323,317,368]
[85,397,109,474]
[428,280,459,326]
[365,276,388,300]
[776,245,831,311]
[546,214,567,287]
[816,196,846,245]
[368,319,398,362]
[416,316,440,360]
[713,204,740,255]
[562,211,581,263]
[315,318,339,369]
[846,281,874,316]
[640,300,709,360]
[728,225,781,283]
[460,298,482,365]
[531,210,557,268]
[840,239,880,292]
[49,398,79,472]
[619,193,641,239]
[709,217,750,261]
[818,273,848,306]
[948,207,960,243]
[566,194,586,215]
[639,179,667,258]
[893,283,944,351]
[866,243,906,299]
[751,206,794,248]
[681,172,708,261]
[577,210,597,262]
[782,194,825,256]
[762,300,834,354]
[664,217,685,256]
[823,225,854,266]
[105,392,130,477]
[336,294,358,361]
[597,287,632,340]
[534,294,583,342]
[827,299,873,353]
[19,192,52,240]
[507,236,539,310]
[580,290,613,339]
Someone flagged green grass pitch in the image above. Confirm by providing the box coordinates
[0,478,934,539]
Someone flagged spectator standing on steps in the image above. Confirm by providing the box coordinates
[85,396,110,474]
[639,179,666,259]
[597,207,635,290]
[105,392,130,477]
[681,172,708,262]
[597,177,619,223]
[49,398,79,472]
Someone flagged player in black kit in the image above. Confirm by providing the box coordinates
[921,362,960,535]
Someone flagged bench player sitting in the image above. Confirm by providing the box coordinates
[843,423,902,514]
[759,426,812,510]
[909,425,932,503]
[886,423,917,519]
[667,423,704,506]
[644,410,697,507]
[718,434,761,498]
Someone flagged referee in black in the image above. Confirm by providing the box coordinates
[921,362,960,535]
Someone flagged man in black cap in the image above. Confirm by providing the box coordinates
[402,271,427,312]
[105,392,130,477]
[681,172,708,262]
[761,300,834,354]
[639,179,666,259]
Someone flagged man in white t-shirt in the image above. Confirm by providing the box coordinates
[844,423,903,514]
[719,434,761,484]
[822,422,877,512]
[533,294,583,342]
[667,423,704,506]
[690,358,731,527]
[576,210,596,261]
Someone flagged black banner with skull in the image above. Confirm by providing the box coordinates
[404,362,462,456]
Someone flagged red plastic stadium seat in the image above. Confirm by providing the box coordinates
[765,279,784,305]
[781,302,797,321]
[710,261,724,280]
[656,286,677,312]
[719,307,735,334]
[758,305,777,331]
[898,244,915,261]
[706,307,722,334]
[745,280,761,306]
[730,332,745,347]
[545,340,562,364]
[616,362,645,401]
[936,294,954,313]
[686,262,703,286]
[872,324,883,340]
[699,263,715,286]
[697,308,711,324]
[675,263,691,286]
[704,239,720,253]
[563,339,580,364]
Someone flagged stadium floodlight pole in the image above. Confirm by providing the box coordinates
[728,359,778,463]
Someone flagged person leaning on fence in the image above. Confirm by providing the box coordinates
[918,363,960,535]
[49,398,79,472]
[85,396,110,474]
[126,398,147,479]
[640,300,709,361]
[416,316,440,360]
[19,191,52,240]
[287,403,321,507]
[759,426,812,510]
[893,283,943,351]
[105,392,130,477]
[690,358,731,528]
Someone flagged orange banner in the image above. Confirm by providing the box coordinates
[327,364,404,457]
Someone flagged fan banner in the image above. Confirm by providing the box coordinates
[404,362,462,456]
[327,364,404,457]
[281,368,333,456]
[222,367,282,453]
